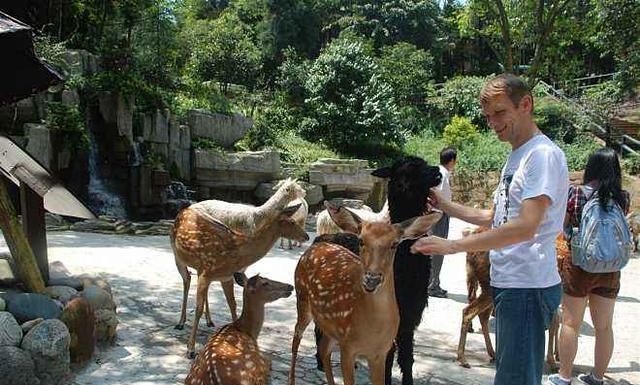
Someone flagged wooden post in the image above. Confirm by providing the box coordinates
[20,182,49,283]
[0,176,45,293]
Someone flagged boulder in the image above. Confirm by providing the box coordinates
[193,150,281,191]
[188,110,252,148]
[94,309,118,344]
[0,297,5,311]
[44,286,79,305]
[80,286,115,311]
[308,158,376,199]
[60,298,95,363]
[77,274,113,296]
[21,318,44,334]
[0,311,23,346]
[6,293,62,323]
[24,123,53,169]
[0,346,39,385]
[21,319,70,385]
[0,255,17,285]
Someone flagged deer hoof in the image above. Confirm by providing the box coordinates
[207,321,215,327]
[458,360,471,369]
[174,324,184,330]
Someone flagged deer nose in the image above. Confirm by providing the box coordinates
[363,272,383,292]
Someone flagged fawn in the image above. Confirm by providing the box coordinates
[288,204,442,385]
[185,272,293,385]
[456,227,564,369]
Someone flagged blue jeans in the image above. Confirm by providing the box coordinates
[492,284,561,385]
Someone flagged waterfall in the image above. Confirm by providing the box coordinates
[86,127,127,218]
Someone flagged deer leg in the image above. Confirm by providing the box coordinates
[280,237,286,249]
[203,287,214,328]
[318,334,336,385]
[174,259,191,330]
[288,238,293,249]
[288,293,312,385]
[187,273,212,359]
[456,304,477,368]
[339,347,356,385]
[221,278,238,321]
[478,305,495,361]
[384,344,396,385]
[369,353,388,385]
[315,325,325,371]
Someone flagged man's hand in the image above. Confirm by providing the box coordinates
[411,236,461,255]
[428,187,448,211]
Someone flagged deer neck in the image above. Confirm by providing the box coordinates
[236,223,281,262]
[255,190,291,228]
[234,297,265,340]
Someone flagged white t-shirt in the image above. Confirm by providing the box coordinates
[437,164,452,201]
[490,134,568,288]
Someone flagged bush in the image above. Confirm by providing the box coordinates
[299,34,402,152]
[403,130,447,166]
[277,132,339,179]
[556,133,603,171]
[623,153,640,175]
[44,102,89,153]
[455,131,510,175]
[426,76,488,130]
[443,115,478,147]
[534,97,578,143]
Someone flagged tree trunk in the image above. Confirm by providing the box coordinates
[0,178,46,293]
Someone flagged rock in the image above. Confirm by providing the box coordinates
[60,89,80,106]
[24,123,53,169]
[193,150,281,191]
[0,311,23,346]
[188,110,252,148]
[6,293,63,323]
[94,309,118,344]
[0,346,39,385]
[0,297,5,311]
[46,277,83,290]
[44,213,70,231]
[60,298,95,363]
[164,199,193,219]
[0,255,17,285]
[309,158,375,198]
[21,318,44,334]
[77,275,113,296]
[143,109,170,144]
[45,286,79,305]
[21,319,70,385]
[80,286,115,311]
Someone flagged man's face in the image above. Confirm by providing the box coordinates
[481,92,532,145]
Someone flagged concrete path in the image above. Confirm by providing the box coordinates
[1,218,638,385]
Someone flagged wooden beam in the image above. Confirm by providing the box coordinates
[0,175,45,293]
[20,182,49,283]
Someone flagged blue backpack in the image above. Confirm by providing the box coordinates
[570,189,632,273]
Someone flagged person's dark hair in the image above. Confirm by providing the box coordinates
[583,147,626,210]
[440,146,457,165]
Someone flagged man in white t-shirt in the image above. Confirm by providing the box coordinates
[429,146,457,298]
[412,74,568,385]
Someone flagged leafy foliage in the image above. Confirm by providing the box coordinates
[443,115,478,147]
[299,34,402,152]
[534,97,578,143]
[45,102,89,153]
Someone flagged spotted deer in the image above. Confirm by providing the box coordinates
[456,227,565,369]
[171,178,308,358]
[280,197,309,249]
[288,205,442,385]
[185,272,293,385]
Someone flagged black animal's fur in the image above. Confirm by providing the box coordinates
[374,156,441,385]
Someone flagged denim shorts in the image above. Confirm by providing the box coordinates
[492,284,562,385]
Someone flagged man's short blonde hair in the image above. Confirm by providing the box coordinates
[480,73,533,110]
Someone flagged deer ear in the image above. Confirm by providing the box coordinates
[371,167,391,178]
[233,272,247,287]
[396,211,443,241]
[282,203,302,217]
[327,204,362,234]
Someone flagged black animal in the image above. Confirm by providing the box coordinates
[374,157,442,385]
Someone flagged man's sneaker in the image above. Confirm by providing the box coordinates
[547,374,571,385]
[577,373,604,385]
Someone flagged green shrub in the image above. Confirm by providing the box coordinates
[45,102,89,153]
[556,133,603,171]
[403,130,447,166]
[443,115,478,147]
[426,76,487,130]
[623,153,640,175]
[278,132,339,179]
[455,131,510,175]
[534,97,578,143]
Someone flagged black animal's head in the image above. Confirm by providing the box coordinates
[372,156,441,223]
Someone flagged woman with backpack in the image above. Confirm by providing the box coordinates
[548,148,632,385]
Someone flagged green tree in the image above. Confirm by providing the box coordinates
[300,34,402,151]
